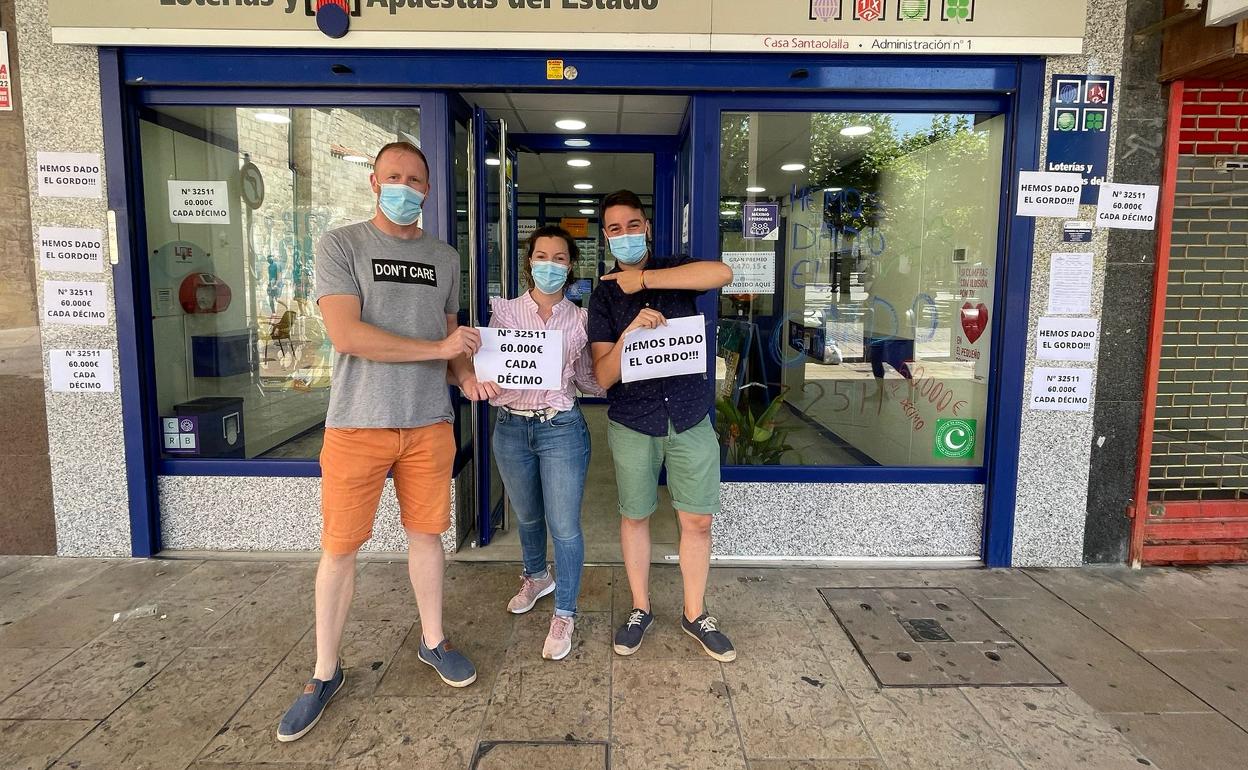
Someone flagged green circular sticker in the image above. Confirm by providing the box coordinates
[935,418,977,459]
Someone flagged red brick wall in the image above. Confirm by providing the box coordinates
[1178,81,1248,155]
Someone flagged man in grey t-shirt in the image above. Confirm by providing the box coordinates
[278,141,499,743]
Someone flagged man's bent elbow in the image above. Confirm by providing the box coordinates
[328,330,358,357]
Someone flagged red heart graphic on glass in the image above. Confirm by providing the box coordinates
[960,302,989,344]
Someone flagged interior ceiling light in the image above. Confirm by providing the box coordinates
[781,163,806,172]
[824,186,843,193]
[485,157,502,166]
[565,138,592,147]
[579,208,595,215]
[555,118,588,131]
[254,111,291,124]
[840,125,873,137]
[567,158,592,167]
[574,183,594,190]
[578,198,595,204]
[721,210,736,216]
[746,186,766,193]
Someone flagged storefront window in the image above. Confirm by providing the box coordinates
[715,110,1005,467]
[140,105,421,459]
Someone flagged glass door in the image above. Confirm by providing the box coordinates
[468,105,513,547]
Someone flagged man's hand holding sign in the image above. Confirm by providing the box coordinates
[620,315,707,383]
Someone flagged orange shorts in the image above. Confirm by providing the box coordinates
[319,423,456,554]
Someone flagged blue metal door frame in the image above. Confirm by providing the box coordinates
[101,49,160,557]
[471,104,506,546]
[100,48,1041,564]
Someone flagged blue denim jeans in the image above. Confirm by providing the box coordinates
[491,405,591,615]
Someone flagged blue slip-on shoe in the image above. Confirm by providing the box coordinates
[681,612,737,662]
[276,662,345,743]
[418,638,478,688]
[613,608,654,656]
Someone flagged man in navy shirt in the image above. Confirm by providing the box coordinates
[587,190,736,662]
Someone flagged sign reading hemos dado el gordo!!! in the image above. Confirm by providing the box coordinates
[48,1,1088,54]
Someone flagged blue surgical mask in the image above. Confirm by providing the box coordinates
[378,184,424,226]
[608,233,648,264]
[531,261,570,295]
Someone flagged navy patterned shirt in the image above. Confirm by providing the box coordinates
[587,254,713,437]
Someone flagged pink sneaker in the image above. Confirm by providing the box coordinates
[543,615,574,660]
[507,572,555,614]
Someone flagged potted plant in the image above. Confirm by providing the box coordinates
[715,393,798,465]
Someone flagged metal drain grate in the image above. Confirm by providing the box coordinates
[471,740,608,770]
[820,587,1062,688]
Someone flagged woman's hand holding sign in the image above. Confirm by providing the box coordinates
[459,374,501,402]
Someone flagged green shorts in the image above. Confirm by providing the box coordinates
[606,416,721,519]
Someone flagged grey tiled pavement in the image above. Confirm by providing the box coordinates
[1,555,1246,769]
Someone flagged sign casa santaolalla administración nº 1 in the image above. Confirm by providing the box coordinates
[48,0,1087,55]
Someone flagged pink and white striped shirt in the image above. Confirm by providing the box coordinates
[487,292,605,411]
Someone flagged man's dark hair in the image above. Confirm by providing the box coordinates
[600,189,648,220]
[373,141,430,178]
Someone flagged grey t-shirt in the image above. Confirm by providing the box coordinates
[315,221,460,429]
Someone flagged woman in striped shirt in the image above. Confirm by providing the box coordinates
[490,225,605,660]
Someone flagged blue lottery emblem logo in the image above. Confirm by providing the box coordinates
[316,0,351,39]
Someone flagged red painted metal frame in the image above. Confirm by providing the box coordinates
[1144,501,1248,519]
[1129,80,1248,565]
[1127,80,1186,568]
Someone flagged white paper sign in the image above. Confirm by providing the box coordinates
[168,181,231,225]
[1031,367,1092,411]
[723,251,776,295]
[621,314,707,384]
[1037,317,1099,362]
[1047,252,1093,315]
[474,327,564,390]
[38,227,105,273]
[0,32,12,112]
[1016,171,1083,217]
[43,280,109,326]
[681,203,690,246]
[50,349,115,393]
[36,152,103,198]
[1096,183,1159,230]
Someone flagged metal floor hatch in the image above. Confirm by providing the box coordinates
[819,587,1062,688]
